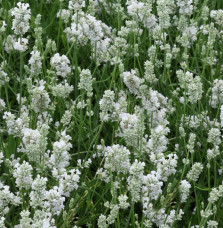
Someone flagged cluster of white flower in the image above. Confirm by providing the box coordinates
[142,171,163,200]
[28,50,42,76]
[98,204,120,227]
[208,181,223,203]
[13,37,29,52]
[51,80,74,99]
[0,63,9,86]
[0,181,21,216]
[57,9,71,23]
[221,106,223,128]
[179,180,191,203]
[157,153,178,182]
[187,133,196,154]
[207,128,221,146]
[0,153,3,167]
[30,175,47,209]
[103,144,130,174]
[127,160,145,202]
[207,146,220,161]
[48,131,72,169]
[157,0,175,29]
[29,80,50,113]
[11,2,31,35]
[61,110,72,126]
[142,198,184,227]
[50,53,71,78]
[177,23,198,48]
[0,99,6,112]
[58,168,80,197]
[210,79,223,108]
[3,111,29,137]
[11,3,31,52]
[20,128,41,161]
[13,161,33,190]
[78,69,94,97]
[118,20,142,38]
[44,187,65,216]
[144,60,157,84]
[187,162,204,182]
[177,0,193,16]
[176,70,203,104]
[121,69,144,97]
[118,194,130,209]
[143,89,174,126]
[117,112,142,147]
[18,124,48,164]
[144,125,170,163]
[210,10,223,25]
[68,0,85,11]
[16,209,56,228]
[127,0,157,30]
[99,90,116,122]
[65,11,112,45]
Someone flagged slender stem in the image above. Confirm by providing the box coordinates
[19,51,23,116]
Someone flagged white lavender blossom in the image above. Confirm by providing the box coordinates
[179,180,191,203]
[117,112,142,147]
[57,9,71,23]
[207,128,221,146]
[30,80,50,113]
[0,217,6,228]
[0,65,9,86]
[107,205,119,225]
[187,162,204,182]
[0,181,21,216]
[44,187,65,215]
[210,10,223,26]
[103,144,130,174]
[144,60,157,84]
[127,160,145,202]
[177,70,203,104]
[19,128,42,162]
[51,81,74,99]
[157,153,178,182]
[49,131,72,169]
[65,11,112,45]
[144,125,170,163]
[142,171,163,200]
[0,99,6,112]
[187,133,196,154]
[13,38,29,52]
[13,161,33,190]
[28,50,42,76]
[121,69,144,97]
[3,111,29,137]
[210,80,223,108]
[118,195,130,209]
[11,2,31,35]
[98,214,107,228]
[58,169,81,197]
[50,53,71,78]
[207,146,220,161]
[99,90,115,122]
[30,175,47,208]
[78,69,95,97]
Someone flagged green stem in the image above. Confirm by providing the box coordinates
[19,51,23,116]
